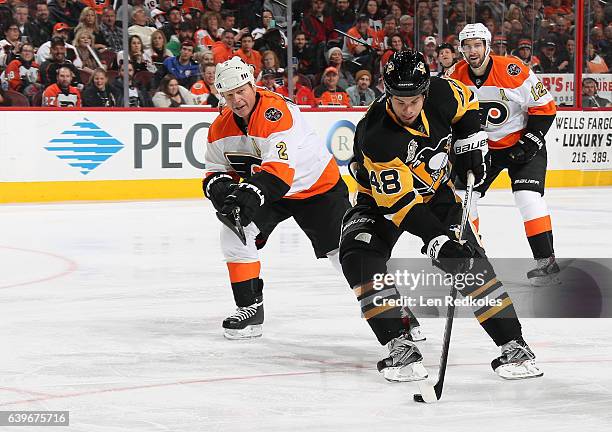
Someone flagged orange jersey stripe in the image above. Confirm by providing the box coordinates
[528,99,557,116]
[488,129,524,149]
[227,262,261,283]
[524,215,552,237]
[285,157,340,199]
[259,161,296,187]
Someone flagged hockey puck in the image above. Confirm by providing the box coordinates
[413,394,425,403]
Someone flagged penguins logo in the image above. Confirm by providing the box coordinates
[479,100,510,127]
[410,134,452,194]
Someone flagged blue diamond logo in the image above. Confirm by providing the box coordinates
[45,118,124,175]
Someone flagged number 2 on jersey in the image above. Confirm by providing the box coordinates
[276,142,288,160]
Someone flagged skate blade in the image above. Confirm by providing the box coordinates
[382,361,428,382]
[528,274,561,287]
[410,327,426,342]
[495,360,543,380]
[223,325,263,340]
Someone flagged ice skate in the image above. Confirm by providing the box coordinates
[222,298,264,340]
[401,308,426,342]
[377,333,428,382]
[491,337,543,380]
[527,256,560,286]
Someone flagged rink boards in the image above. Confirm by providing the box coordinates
[0,108,611,203]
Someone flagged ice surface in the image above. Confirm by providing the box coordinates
[1,188,611,431]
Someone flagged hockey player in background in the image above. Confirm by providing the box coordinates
[203,57,352,340]
[448,23,559,285]
[340,51,543,382]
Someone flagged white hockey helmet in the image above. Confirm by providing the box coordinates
[459,23,492,62]
[214,56,255,93]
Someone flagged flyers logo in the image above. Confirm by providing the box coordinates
[479,101,509,127]
[224,153,263,177]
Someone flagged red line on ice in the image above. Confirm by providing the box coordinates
[0,246,77,290]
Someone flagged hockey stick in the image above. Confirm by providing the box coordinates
[216,208,247,246]
[413,171,475,403]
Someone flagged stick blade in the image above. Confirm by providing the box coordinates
[413,380,438,403]
[216,211,247,245]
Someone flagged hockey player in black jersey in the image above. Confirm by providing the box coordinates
[340,50,543,382]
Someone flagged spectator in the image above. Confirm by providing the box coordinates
[111,61,154,107]
[258,68,279,92]
[388,2,403,22]
[234,33,262,79]
[346,69,375,106]
[378,14,398,50]
[74,6,107,50]
[212,28,235,63]
[152,74,195,107]
[565,38,575,72]
[190,62,219,106]
[364,0,383,31]
[603,25,612,69]
[261,0,287,30]
[82,67,120,106]
[0,21,20,68]
[552,16,571,52]
[326,46,354,90]
[13,3,34,43]
[587,43,609,73]
[398,15,414,49]
[99,7,123,53]
[161,6,182,42]
[293,31,318,76]
[145,30,172,70]
[166,21,196,56]
[42,65,81,107]
[36,22,82,66]
[582,77,612,107]
[194,49,214,65]
[492,34,508,57]
[346,13,378,58]
[117,35,155,73]
[314,66,351,107]
[507,20,524,51]
[380,33,407,71]
[513,39,542,72]
[422,36,439,71]
[257,49,281,81]
[276,68,316,106]
[253,27,288,67]
[1,43,41,98]
[156,40,199,88]
[28,2,54,49]
[47,0,83,28]
[39,36,80,86]
[128,7,156,49]
[73,29,99,74]
[418,19,436,49]
[539,36,564,72]
[151,0,173,29]
[195,11,220,50]
[300,0,337,46]
[436,42,456,76]
[332,0,356,34]
[252,9,273,40]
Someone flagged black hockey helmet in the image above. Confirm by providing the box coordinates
[383,50,430,98]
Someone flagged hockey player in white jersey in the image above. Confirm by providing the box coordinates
[448,23,559,285]
[203,57,354,339]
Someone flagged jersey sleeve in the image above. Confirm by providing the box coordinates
[248,98,297,202]
[205,123,232,175]
[519,69,557,136]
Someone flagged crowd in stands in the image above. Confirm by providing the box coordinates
[0,0,610,108]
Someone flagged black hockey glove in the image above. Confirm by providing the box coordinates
[220,182,266,227]
[508,130,544,164]
[203,173,237,212]
[453,131,489,188]
[422,234,477,275]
